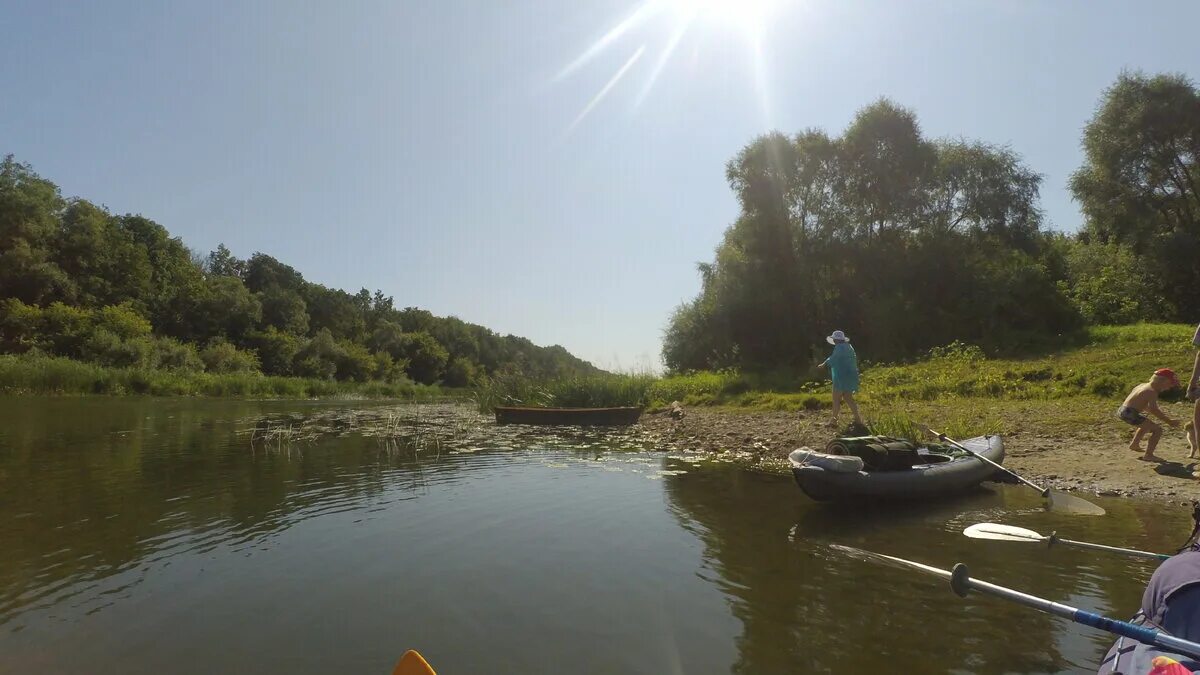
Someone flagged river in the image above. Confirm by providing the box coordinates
[0,398,1190,674]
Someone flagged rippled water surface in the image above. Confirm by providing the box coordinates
[0,397,1192,674]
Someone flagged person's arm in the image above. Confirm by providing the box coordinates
[1148,399,1180,427]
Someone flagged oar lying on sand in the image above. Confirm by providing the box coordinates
[917,425,1106,516]
[832,544,1200,660]
[964,522,1170,561]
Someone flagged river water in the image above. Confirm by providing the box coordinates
[0,397,1191,674]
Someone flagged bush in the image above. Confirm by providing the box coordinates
[335,340,375,382]
[94,304,152,340]
[443,357,478,387]
[200,338,261,374]
[246,327,302,376]
[293,329,342,380]
[399,331,449,384]
[153,337,204,372]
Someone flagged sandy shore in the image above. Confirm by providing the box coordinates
[639,403,1200,502]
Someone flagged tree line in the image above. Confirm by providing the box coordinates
[0,160,597,385]
[664,71,1200,371]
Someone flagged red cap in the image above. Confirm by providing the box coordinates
[1155,368,1180,387]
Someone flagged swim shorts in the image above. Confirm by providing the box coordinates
[1117,405,1148,426]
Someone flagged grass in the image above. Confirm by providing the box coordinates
[474,323,1195,445]
[0,354,448,399]
[647,323,1197,411]
[473,372,658,411]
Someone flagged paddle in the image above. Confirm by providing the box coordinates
[964,522,1170,561]
[832,544,1200,660]
[392,650,437,675]
[917,425,1105,516]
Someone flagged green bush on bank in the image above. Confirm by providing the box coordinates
[0,354,443,399]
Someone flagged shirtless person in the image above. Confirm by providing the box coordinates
[1117,368,1183,461]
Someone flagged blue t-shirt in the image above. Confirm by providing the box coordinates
[826,342,860,393]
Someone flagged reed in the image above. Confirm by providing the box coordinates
[473,372,657,412]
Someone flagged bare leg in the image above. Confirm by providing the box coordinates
[829,391,841,427]
[843,392,863,426]
[1191,401,1199,458]
[1130,427,1146,452]
[1142,422,1163,460]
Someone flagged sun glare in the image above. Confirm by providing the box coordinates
[660,0,782,41]
[556,0,788,131]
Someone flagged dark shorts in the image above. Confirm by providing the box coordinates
[1117,405,1147,426]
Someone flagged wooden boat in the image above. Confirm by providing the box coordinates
[493,405,643,426]
[788,435,1005,502]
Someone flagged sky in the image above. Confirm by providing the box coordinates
[2,1,1199,371]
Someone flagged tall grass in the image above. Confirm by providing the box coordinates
[0,354,445,399]
[473,372,657,411]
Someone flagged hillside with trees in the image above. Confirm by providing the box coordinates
[664,71,1200,372]
[0,157,598,387]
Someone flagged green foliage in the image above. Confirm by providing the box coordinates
[94,304,152,340]
[0,353,437,398]
[199,338,260,374]
[151,337,204,372]
[246,327,302,376]
[444,356,478,387]
[473,371,655,412]
[0,154,600,390]
[1054,238,1165,324]
[293,328,341,380]
[1069,71,1200,321]
[665,100,1079,371]
[399,331,449,384]
[334,339,375,382]
[259,286,309,335]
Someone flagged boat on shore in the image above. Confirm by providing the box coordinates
[493,405,643,426]
[788,435,1005,502]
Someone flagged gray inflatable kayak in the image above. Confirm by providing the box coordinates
[788,435,1005,502]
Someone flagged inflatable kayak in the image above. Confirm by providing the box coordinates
[788,435,1005,502]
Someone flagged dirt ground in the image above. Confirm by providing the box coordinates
[638,402,1200,502]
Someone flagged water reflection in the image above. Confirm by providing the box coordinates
[661,459,1190,674]
[0,397,1194,674]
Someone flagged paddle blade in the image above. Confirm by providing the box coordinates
[963,523,1045,543]
[1048,490,1106,516]
[393,650,437,675]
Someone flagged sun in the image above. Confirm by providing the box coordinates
[555,0,789,131]
[660,0,782,41]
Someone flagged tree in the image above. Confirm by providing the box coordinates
[259,286,309,335]
[1070,71,1200,318]
[206,244,245,279]
[0,156,71,303]
[664,99,1078,370]
[399,331,449,384]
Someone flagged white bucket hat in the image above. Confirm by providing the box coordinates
[826,330,849,345]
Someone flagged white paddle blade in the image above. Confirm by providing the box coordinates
[963,523,1046,543]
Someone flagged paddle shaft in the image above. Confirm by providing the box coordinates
[948,563,1200,659]
[930,429,1048,496]
[843,547,1200,660]
[1050,534,1171,561]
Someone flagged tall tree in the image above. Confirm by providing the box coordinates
[1070,71,1200,318]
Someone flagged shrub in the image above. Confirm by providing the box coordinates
[200,338,261,374]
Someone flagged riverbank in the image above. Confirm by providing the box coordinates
[0,354,450,399]
[639,400,1200,502]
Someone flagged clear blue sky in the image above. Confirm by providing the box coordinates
[3,1,1198,370]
